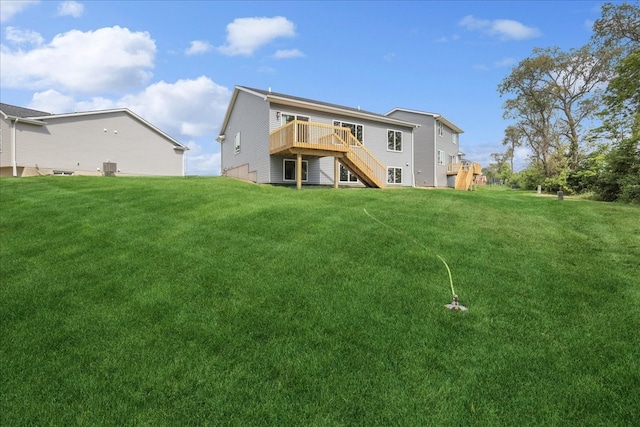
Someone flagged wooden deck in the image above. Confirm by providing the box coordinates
[269,121,386,188]
[447,162,482,190]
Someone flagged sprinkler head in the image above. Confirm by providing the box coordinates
[445,294,468,311]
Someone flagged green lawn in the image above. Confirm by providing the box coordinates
[1,176,639,426]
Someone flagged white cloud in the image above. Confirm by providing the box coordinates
[273,48,304,59]
[186,40,212,55]
[383,52,396,61]
[0,26,156,93]
[118,76,231,138]
[459,15,541,40]
[218,16,296,56]
[0,0,39,23]
[57,1,84,18]
[5,26,44,46]
[185,146,221,175]
[29,89,75,112]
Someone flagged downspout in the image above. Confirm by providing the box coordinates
[411,129,415,187]
[433,119,437,187]
[12,118,18,177]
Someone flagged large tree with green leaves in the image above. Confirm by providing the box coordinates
[499,45,614,172]
[590,2,640,202]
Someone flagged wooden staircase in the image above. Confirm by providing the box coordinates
[270,120,386,188]
[452,162,482,190]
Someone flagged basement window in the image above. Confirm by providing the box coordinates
[387,167,402,184]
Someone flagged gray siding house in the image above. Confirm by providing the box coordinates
[218,86,479,189]
[385,108,464,188]
[0,103,188,177]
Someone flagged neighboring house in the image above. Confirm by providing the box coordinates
[0,103,188,177]
[218,86,480,189]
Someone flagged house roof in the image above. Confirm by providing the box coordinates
[385,107,464,134]
[0,103,52,119]
[1,103,188,150]
[218,85,419,139]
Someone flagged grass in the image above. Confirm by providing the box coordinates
[1,176,639,426]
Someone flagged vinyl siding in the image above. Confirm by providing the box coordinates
[386,110,460,187]
[2,112,184,176]
[268,102,413,186]
[220,90,270,183]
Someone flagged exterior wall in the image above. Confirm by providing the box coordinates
[268,102,413,186]
[386,110,461,187]
[220,90,270,183]
[435,122,460,187]
[2,112,184,176]
[0,117,14,172]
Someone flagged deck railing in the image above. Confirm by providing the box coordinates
[447,162,482,174]
[339,131,387,188]
[269,120,349,154]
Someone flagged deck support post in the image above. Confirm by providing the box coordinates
[296,153,302,190]
[334,157,339,188]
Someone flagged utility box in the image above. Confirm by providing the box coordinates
[103,162,117,177]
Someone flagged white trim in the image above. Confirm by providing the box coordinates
[283,158,308,182]
[387,166,403,184]
[386,129,403,152]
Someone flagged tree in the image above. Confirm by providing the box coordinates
[499,45,614,171]
[590,2,640,202]
[592,1,640,52]
[502,125,523,171]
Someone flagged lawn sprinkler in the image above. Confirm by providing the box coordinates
[363,209,469,312]
[437,254,468,312]
[445,294,468,311]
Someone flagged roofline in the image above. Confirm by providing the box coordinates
[385,107,464,134]
[1,114,47,126]
[25,108,189,150]
[218,86,418,139]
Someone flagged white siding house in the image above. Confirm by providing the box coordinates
[0,103,188,177]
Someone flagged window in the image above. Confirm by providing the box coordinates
[339,164,358,183]
[234,132,241,154]
[452,133,458,144]
[333,120,363,143]
[448,154,457,165]
[387,167,402,184]
[283,159,308,181]
[437,121,443,136]
[387,130,402,152]
[438,150,445,165]
[282,114,310,142]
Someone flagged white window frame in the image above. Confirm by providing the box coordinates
[283,158,308,182]
[437,121,443,137]
[333,120,364,143]
[281,113,310,126]
[387,167,402,184]
[437,150,445,165]
[339,164,359,183]
[234,132,241,154]
[387,130,402,152]
[452,132,458,144]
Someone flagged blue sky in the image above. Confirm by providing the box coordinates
[1,0,610,174]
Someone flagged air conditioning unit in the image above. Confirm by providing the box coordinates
[103,162,117,176]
